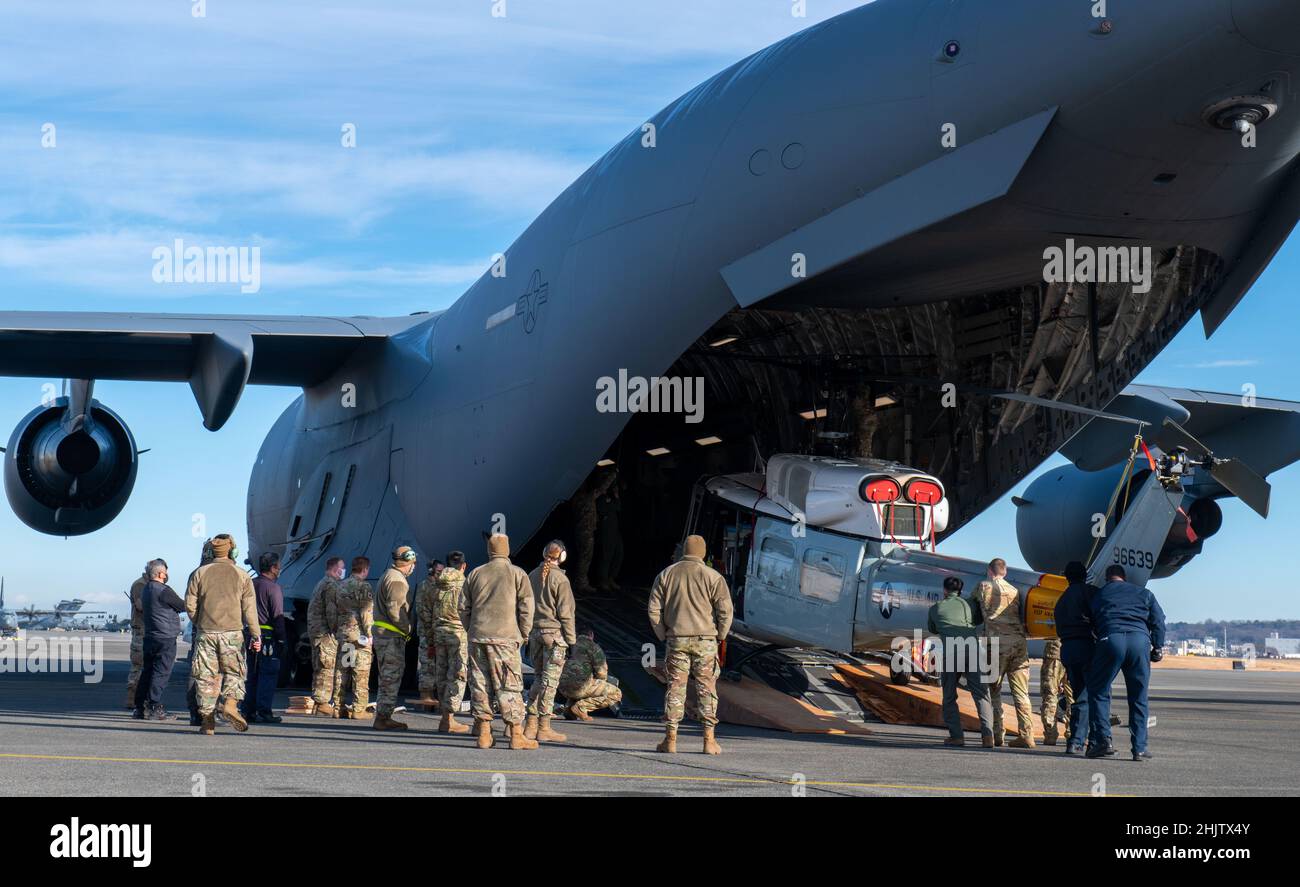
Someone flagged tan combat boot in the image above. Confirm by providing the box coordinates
[221,697,248,732]
[536,717,567,743]
[439,712,470,734]
[523,714,540,740]
[418,691,438,710]
[1043,725,1059,746]
[702,726,722,755]
[569,703,593,722]
[655,725,678,753]
[1009,735,1036,749]
[199,713,216,736]
[373,713,408,731]
[313,702,336,718]
[508,721,539,750]
[350,708,374,721]
[474,719,495,749]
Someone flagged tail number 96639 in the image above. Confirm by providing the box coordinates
[1113,547,1155,570]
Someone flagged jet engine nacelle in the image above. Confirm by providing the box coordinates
[3,397,139,536]
[1015,463,1223,580]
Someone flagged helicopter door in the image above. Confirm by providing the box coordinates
[744,517,858,651]
[689,488,753,609]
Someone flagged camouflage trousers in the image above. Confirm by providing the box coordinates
[988,634,1034,739]
[126,633,144,704]
[192,630,247,716]
[432,629,468,712]
[561,677,622,715]
[417,635,437,695]
[332,637,373,712]
[374,633,407,717]
[525,630,568,717]
[468,641,526,725]
[663,636,719,728]
[311,636,338,705]
[1040,655,1074,732]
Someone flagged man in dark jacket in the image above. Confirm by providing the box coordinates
[1053,561,1097,755]
[134,559,185,720]
[244,552,287,724]
[1084,564,1167,761]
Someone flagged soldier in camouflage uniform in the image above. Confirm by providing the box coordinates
[307,557,346,716]
[648,534,732,755]
[332,557,375,720]
[184,534,260,735]
[461,534,537,750]
[524,541,576,742]
[431,551,470,734]
[373,547,417,731]
[560,625,622,720]
[414,560,445,708]
[976,558,1035,748]
[125,567,149,710]
[184,540,215,726]
[1039,637,1074,746]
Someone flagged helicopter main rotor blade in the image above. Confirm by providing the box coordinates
[990,392,1149,428]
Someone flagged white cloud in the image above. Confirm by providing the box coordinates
[0,229,488,297]
[1182,360,1262,369]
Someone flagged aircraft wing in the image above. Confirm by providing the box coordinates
[0,311,432,430]
[1061,384,1300,478]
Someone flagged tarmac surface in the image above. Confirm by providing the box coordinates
[2,631,1298,797]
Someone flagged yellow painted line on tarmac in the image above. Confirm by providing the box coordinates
[0,752,1115,796]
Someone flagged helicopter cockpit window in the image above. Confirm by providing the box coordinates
[756,535,796,591]
[801,548,846,602]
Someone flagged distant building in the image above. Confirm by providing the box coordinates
[1264,633,1300,659]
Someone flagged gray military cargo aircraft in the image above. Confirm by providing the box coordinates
[2,1,1299,653]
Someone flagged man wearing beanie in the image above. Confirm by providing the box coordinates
[373,546,417,731]
[185,533,260,735]
[647,534,732,755]
[461,533,537,750]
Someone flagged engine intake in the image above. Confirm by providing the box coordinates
[3,398,139,536]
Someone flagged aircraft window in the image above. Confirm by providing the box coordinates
[756,536,796,590]
[801,548,846,602]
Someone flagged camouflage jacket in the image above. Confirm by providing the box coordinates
[307,576,342,640]
[429,568,466,635]
[129,575,147,635]
[975,577,1025,640]
[415,577,438,640]
[559,637,608,690]
[334,576,374,641]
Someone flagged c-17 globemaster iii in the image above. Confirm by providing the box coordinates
[1,1,1299,667]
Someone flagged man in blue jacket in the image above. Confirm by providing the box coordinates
[1084,564,1166,761]
[1052,561,1097,755]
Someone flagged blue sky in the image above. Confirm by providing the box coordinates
[0,1,1297,622]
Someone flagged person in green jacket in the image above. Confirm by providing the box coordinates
[927,576,995,748]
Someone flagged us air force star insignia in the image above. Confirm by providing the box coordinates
[516,269,549,334]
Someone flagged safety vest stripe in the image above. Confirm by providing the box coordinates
[374,620,410,640]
